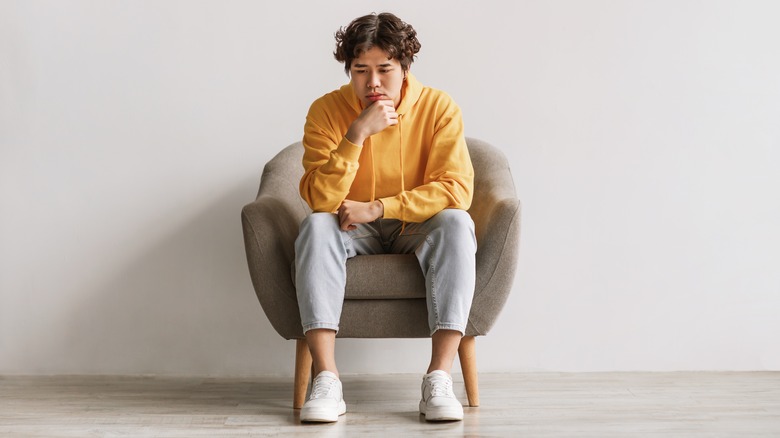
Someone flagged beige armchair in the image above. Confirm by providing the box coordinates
[241,137,521,408]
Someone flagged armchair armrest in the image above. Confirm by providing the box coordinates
[241,153,310,339]
[464,139,522,336]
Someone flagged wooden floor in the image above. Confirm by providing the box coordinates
[1,372,778,437]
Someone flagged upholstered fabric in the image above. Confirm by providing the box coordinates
[290,254,427,300]
[242,138,521,339]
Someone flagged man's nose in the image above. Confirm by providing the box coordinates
[368,72,381,88]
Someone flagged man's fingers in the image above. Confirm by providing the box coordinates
[355,100,398,135]
[338,209,354,231]
[338,213,349,230]
[373,100,397,114]
[341,219,356,231]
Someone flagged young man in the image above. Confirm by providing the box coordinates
[295,12,476,423]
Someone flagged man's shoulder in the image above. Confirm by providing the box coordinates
[308,84,355,114]
[419,83,450,98]
[309,89,344,111]
[417,84,460,115]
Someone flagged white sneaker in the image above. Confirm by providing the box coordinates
[300,371,347,423]
[419,370,464,421]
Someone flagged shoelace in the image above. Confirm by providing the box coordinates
[310,377,337,400]
[428,375,453,397]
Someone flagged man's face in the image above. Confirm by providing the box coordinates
[350,47,405,109]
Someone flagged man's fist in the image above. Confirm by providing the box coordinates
[337,200,384,231]
[345,99,398,145]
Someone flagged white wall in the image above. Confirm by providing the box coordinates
[1,0,778,376]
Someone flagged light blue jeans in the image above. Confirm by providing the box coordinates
[295,209,477,336]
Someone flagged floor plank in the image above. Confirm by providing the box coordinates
[0,372,778,437]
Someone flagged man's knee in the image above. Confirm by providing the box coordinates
[296,213,342,251]
[300,213,339,235]
[429,209,474,235]
[423,209,476,252]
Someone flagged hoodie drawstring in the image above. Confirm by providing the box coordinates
[368,139,376,203]
[398,116,406,235]
[365,113,406,234]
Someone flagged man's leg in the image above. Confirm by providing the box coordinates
[427,329,462,374]
[295,213,348,339]
[306,329,338,376]
[391,209,477,342]
[295,213,383,373]
[294,213,383,422]
[390,209,477,421]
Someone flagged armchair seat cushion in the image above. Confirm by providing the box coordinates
[345,255,427,299]
[292,254,427,300]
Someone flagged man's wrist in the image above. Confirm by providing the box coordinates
[346,124,367,145]
[373,200,384,219]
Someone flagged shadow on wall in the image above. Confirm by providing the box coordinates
[25,175,307,376]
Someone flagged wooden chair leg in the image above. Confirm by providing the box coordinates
[293,339,312,409]
[458,335,479,407]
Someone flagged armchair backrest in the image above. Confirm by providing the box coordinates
[256,137,517,239]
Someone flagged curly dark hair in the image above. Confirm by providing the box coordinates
[334,12,421,76]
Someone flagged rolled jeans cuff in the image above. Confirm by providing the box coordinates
[430,323,466,336]
[303,322,340,334]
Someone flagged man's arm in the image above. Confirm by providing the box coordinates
[299,110,363,213]
[300,98,399,215]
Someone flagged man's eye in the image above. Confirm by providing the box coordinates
[354,70,366,74]
[380,69,392,73]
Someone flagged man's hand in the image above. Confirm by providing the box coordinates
[337,200,384,231]
[345,99,398,145]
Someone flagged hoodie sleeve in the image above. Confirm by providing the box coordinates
[299,101,363,213]
[379,98,474,222]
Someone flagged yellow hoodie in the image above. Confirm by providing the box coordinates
[299,73,474,223]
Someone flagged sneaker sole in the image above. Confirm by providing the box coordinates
[419,401,464,421]
[300,402,347,423]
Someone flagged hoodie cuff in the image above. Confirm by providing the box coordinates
[336,137,363,162]
[378,196,402,220]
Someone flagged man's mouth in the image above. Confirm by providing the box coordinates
[367,93,385,102]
